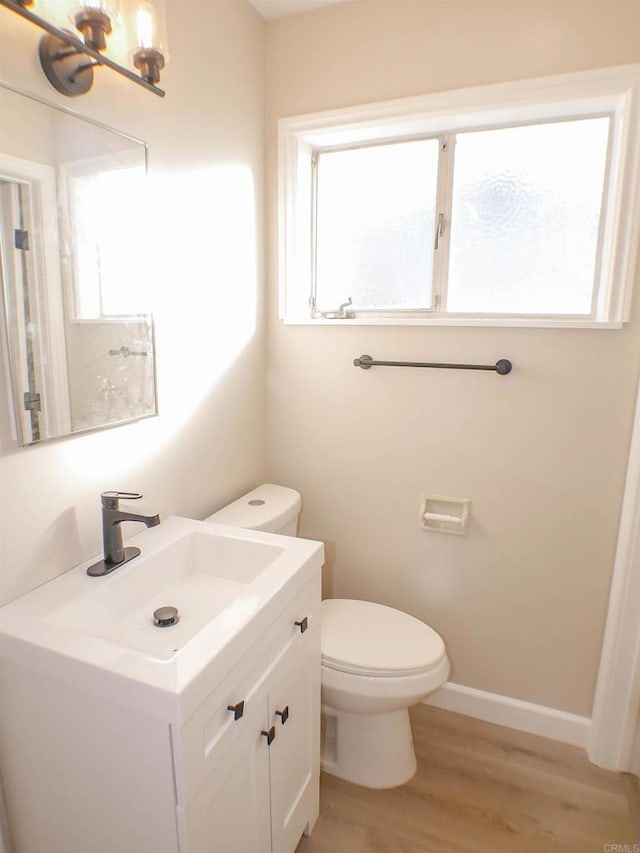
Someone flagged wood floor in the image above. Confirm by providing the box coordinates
[297,705,639,852]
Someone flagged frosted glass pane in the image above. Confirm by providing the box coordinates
[315,139,438,311]
[448,118,609,315]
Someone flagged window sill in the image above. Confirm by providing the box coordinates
[281,316,624,330]
[68,316,152,325]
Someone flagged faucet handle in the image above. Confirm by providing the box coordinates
[100,491,143,508]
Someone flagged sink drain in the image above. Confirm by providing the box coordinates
[153,606,179,627]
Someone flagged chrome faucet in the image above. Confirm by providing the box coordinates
[87,491,160,577]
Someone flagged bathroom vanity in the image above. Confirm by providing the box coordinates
[0,517,323,853]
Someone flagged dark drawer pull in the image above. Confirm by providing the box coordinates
[261,726,276,745]
[227,700,245,721]
[275,706,289,725]
[294,617,308,634]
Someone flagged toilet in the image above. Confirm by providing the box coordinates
[205,483,450,789]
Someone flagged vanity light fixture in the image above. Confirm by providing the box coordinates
[0,0,167,97]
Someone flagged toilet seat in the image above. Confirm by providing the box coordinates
[321,599,446,678]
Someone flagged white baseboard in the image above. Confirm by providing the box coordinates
[424,681,590,748]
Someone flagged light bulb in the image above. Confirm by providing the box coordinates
[75,0,119,19]
[135,2,156,49]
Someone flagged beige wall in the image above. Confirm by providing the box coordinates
[0,1,267,605]
[265,0,640,716]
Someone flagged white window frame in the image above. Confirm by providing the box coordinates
[0,153,71,440]
[278,64,640,328]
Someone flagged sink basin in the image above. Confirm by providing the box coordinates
[48,531,285,660]
[0,516,324,719]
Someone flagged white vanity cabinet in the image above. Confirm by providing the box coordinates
[176,585,321,853]
[0,520,323,853]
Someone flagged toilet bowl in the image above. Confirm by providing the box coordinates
[321,598,449,788]
[205,484,450,790]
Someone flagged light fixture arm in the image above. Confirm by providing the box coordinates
[0,0,165,97]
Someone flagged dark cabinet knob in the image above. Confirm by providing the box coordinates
[227,700,245,721]
[261,726,276,745]
[294,617,308,633]
[275,706,289,725]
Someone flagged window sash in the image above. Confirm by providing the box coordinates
[310,135,444,316]
[309,115,614,321]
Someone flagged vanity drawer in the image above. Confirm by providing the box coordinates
[173,581,320,806]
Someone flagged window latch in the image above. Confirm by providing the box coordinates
[434,213,445,250]
[320,297,355,319]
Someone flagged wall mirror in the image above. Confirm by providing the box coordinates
[0,83,157,446]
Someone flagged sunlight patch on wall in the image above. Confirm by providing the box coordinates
[52,162,259,473]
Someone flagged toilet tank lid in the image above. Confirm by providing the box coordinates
[204,483,301,533]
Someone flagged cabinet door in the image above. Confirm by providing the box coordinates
[268,628,321,853]
[181,697,271,853]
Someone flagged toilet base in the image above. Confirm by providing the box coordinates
[321,706,417,788]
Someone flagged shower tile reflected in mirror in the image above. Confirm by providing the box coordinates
[0,83,157,446]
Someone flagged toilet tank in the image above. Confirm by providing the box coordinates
[204,483,302,536]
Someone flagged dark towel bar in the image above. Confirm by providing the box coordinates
[353,355,512,375]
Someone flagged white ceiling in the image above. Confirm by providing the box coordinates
[248,0,346,20]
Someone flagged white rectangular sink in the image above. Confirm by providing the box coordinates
[48,531,286,660]
[0,516,324,721]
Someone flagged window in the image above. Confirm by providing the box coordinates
[315,139,439,313]
[279,66,640,327]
